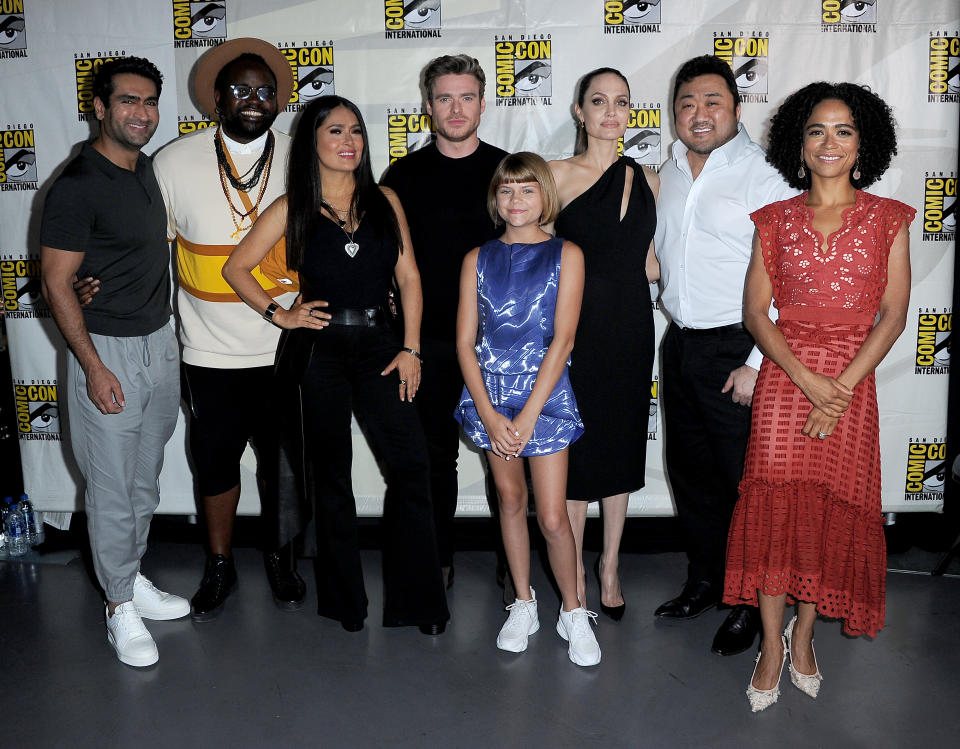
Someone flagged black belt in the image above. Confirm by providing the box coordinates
[324,307,383,327]
[676,322,746,337]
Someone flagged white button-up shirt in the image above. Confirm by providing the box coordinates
[655,125,798,369]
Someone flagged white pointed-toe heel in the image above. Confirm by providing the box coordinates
[746,635,787,712]
[784,616,823,699]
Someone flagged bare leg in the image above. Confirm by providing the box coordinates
[565,500,588,606]
[530,451,580,612]
[202,484,241,557]
[753,591,787,690]
[789,601,818,675]
[489,454,532,601]
[599,493,628,607]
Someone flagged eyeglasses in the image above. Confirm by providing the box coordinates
[227,84,278,102]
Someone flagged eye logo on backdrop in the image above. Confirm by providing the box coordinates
[279,42,335,112]
[618,105,661,166]
[384,0,442,39]
[713,31,769,103]
[603,0,662,34]
[914,310,951,375]
[386,107,433,164]
[922,173,956,241]
[904,439,946,503]
[0,0,27,59]
[172,1,227,48]
[928,33,959,103]
[494,36,552,106]
[0,125,37,191]
[1,254,48,319]
[74,52,122,122]
[178,116,216,137]
[647,378,658,439]
[820,0,877,33]
[13,380,61,441]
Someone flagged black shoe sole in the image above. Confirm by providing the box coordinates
[273,596,305,612]
[654,602,718,620]
[191,600,227,622]
[711,641,754,656]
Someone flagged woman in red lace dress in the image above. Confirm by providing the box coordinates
[722,82,914,711]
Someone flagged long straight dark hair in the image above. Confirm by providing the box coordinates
[574,67,630,155]
[285,95,401,271]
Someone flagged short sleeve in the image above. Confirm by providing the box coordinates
[749,202,784,285]
[880,197,916,252]
[152,153,178,241]
[39,175,92,252]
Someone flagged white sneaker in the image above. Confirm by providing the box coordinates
[557,606,601,666]
[496,587,540,652]
[133,573,190,620]
[106,602,159,667]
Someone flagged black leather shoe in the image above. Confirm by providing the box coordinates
[263,550,306,611]
[654,579,719,619]
[711,604,761,656]
[419,622,446,635]
[191,554,237,621]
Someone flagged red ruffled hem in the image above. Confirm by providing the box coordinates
[723,478,886,638]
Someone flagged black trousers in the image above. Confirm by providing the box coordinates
[662,323,754,588]
[298,324,448,627]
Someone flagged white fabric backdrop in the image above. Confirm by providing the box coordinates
[0,0,955,519]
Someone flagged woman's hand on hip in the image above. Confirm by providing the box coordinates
[274,296,330,330]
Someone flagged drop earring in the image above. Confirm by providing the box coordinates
[797,162,806,179]
[852,158,861,181]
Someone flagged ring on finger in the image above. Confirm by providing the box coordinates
[817,431,827,439]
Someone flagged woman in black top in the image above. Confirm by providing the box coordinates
[224,95,448,635]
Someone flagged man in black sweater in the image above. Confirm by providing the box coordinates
[381,54,507,592]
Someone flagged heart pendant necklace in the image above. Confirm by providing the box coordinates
[321,199,360,258]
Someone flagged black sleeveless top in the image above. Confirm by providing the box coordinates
[299,214,398,308]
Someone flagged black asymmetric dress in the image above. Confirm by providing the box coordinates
[555,157,656,500]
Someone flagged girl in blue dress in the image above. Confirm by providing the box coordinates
[455,152,600,666]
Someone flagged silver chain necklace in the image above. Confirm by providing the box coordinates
[321,200,359,257]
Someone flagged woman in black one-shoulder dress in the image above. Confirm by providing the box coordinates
[550,67,659,619]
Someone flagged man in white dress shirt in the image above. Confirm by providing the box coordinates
[653,55,796,655]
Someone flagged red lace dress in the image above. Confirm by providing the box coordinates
[722,191,914,638]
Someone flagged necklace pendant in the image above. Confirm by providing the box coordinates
[344,241,360,258]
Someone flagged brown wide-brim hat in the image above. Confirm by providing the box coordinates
[193,37,294,120]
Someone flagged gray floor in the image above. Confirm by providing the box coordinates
[3,543,959,749]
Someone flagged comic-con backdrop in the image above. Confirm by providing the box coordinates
[0,1,955,521]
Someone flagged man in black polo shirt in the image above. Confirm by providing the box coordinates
[41,57,188,668]
[381,54,507,592]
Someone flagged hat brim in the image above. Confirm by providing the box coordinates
[192,37,294,120]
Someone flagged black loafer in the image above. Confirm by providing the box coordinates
[263,550,306,611]
[711,604,761,656]
[654,579,719,619]
[191,554,237,621]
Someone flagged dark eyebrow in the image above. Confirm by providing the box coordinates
[805,121,857,130]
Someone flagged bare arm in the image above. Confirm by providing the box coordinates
[221,195,328,330]
[643,166,661,283]
[379,187,423,401]
[41,245,124,414]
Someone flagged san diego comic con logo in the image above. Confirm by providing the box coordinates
[618,105,661,167]
[647,378,658,440]
[172,1,226,48]
[713,31,769,104]
[74,52,123,123]
[494,36,552,107]
[922,173,956,242]
[13,379,61,441]
[603,0,662,34]
[821,0,877,33]
[914,310,951,375]
[386,107,433,164]
[928,33,959,103]
[0,0,27,59]
[384,0,441,39]
[278,42,334,113]
[178,115,216,137]
[0,125,37,191]
[1,255,48,319]
[904,439,946,502]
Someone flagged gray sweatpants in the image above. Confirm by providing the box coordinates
[66,323,180,603]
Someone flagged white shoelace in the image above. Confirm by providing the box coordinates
[135,573,160,595]
[567,608,598,639]
[503,599,536,632]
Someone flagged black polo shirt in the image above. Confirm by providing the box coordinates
[40,142,171,337]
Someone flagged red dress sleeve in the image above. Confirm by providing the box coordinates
[750,201,786,296]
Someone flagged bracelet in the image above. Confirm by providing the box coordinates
[263,302,280,326]
[401,347,422,360]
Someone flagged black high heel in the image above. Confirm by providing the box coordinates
[594,556,625,621]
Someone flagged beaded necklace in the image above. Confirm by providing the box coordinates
[215,128,275,238]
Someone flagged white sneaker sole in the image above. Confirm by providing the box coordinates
[497,619,540,653]
[107,631,158,667]
[556,620,601,666]
[135,600,190,621]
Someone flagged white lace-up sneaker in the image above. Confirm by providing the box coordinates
[106,602,159,667]
[557,606,601,666]
[133,573,190,620]
[496,587,540,652]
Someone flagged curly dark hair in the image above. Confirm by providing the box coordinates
[92,56,163,105]
[766,82,897,190]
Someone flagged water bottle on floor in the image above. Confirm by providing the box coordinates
[0,496,9,556]
[19,494,43,546]
[4,498,27,557]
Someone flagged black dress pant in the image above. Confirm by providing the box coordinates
[298,324,448,627]
[662,323,754,588]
